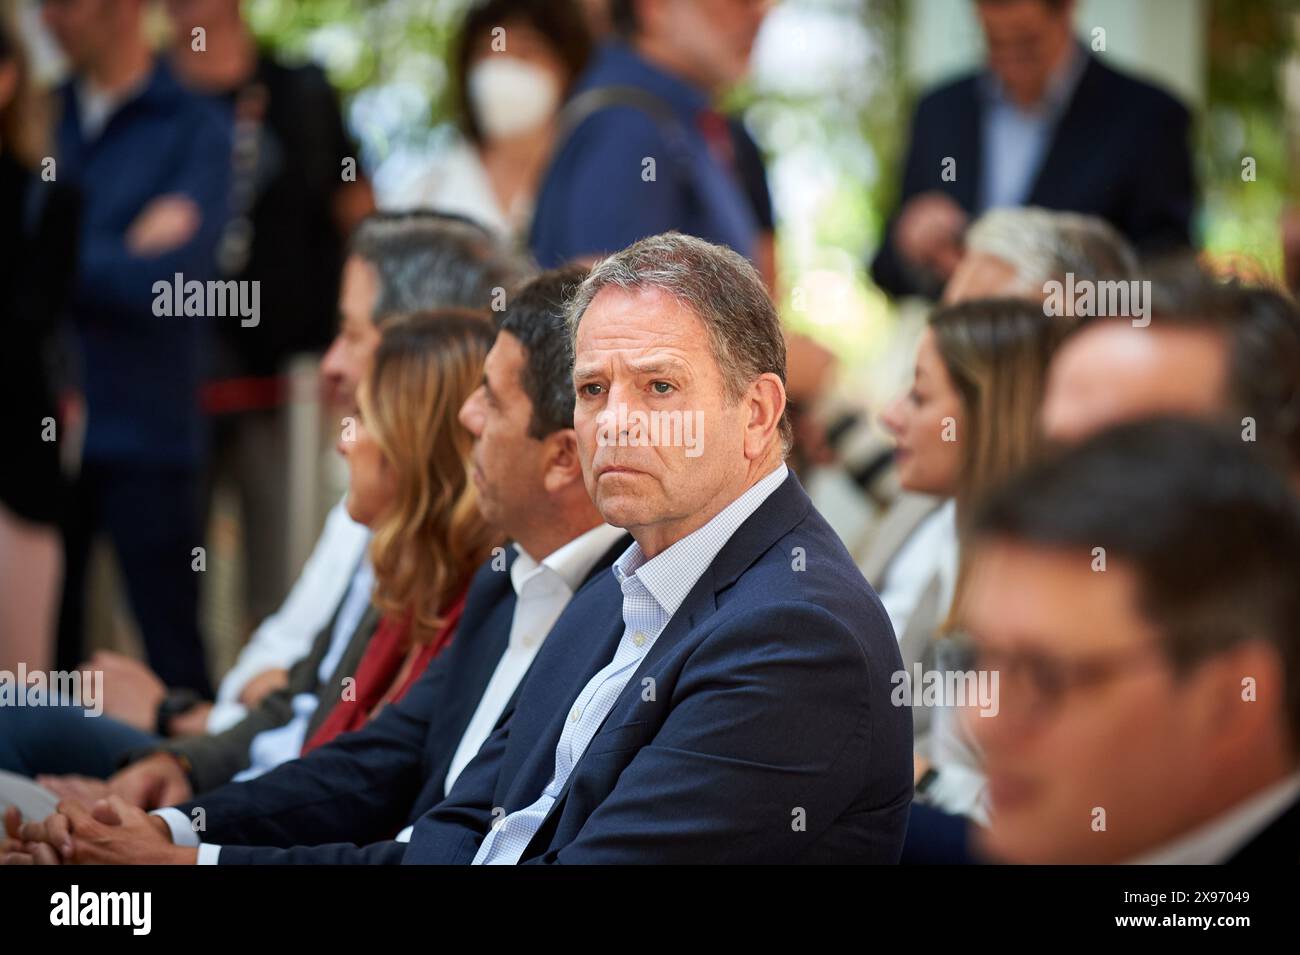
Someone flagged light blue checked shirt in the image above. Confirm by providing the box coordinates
[473,463,789,864]
[978,41,1087,212]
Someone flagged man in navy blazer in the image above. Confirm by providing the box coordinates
[404,232,912,864]
[872,0,1194,299]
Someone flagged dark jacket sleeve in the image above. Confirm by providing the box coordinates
[1122,93,1195,253]
[401,713,514,864]
[216,839,407,865]
[75,100,231,325]
[120,606,352,791]
[162,680,295,794]
[530,602,899,864]
[172,643,449,849]
[870,93,946,300]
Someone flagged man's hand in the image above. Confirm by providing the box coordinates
[32,798,195,865]
[105,753,194,810]
[0,806,56,865]
[238,667,289,708]
[86,650,166,730]
[895,191,968,281]
[125,194,201,257]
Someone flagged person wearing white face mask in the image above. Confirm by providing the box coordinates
[377,0,592,243]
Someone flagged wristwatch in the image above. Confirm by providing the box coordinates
[155,689,205,736]
[915,767,941,797]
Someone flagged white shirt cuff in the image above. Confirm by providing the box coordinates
[151,807,200,847]
[196,843,222,865]
[396,825,413,843]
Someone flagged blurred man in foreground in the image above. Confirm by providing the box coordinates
[964,419,1300,863]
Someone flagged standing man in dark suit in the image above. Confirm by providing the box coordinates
[404,232,912,864]
[872,0,1195,299]
[963,420,1300,864]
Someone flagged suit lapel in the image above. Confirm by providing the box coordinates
[499,575,627,807]
[1026,54,1101,208]
[954,80,982,212]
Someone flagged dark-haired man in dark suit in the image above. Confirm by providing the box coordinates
[965,419,1300,864]
[872,0,1194,299]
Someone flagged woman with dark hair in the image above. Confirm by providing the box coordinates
[379,0,592,242]
[0,14,79,672]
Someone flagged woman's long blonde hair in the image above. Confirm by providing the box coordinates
[0,11,48,169]
[358,309,501,645]
[930,298,1072,630]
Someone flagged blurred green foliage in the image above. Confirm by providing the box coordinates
[1201,0,1300,277]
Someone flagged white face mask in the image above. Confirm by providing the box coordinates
[467,56,560,140]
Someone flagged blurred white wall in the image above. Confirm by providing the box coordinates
[905,0,1206,106]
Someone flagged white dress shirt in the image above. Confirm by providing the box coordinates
[161,522,625,862]
[978,41,1086,211]
[442,523,630,795]
[877,498,957,644]
[1127,771,1300,864]
[207,498,370,733]
[474,464,789,865]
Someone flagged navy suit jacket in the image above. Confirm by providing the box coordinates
[403,471,913,864]
[174,536,628,863]
[872,52,1194,298]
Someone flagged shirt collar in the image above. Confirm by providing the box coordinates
[511,523,627,597]
[1126,771,1300,865]
[980,39,1087,118]
[613,463,789,619]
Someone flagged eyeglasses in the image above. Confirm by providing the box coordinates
[942,633,1171,721]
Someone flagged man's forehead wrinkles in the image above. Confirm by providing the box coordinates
[576,343,694,365]
[582,328,693,349]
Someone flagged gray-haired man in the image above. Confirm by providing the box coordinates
[943,206,1137,305]
[403,232,912,864]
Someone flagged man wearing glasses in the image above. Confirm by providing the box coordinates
[959,418,1300,864]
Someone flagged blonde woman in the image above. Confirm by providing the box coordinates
[305,309,502,748]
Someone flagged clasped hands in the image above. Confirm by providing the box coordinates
[2,752,200,865]
[1,799,197,865]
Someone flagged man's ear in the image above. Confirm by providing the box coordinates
[743,373,786,460]
[541,428,583,494]
[1187,641,1286,761]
